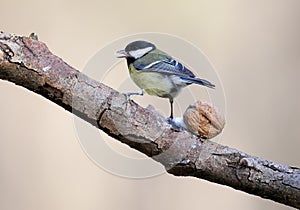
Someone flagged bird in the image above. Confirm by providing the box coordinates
[115,40,215,120]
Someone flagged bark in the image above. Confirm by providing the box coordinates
[0,32,299,209]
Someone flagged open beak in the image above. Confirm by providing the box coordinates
[115,49,130,58]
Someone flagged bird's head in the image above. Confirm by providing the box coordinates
[115,40,156,59]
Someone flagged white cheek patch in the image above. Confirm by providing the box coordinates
[129,47,153,59]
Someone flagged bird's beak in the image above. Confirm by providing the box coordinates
[115,49,130,58]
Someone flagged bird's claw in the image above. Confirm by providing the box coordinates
[124,89,144,102]
[124,93,131,102]
[166,117,182,132]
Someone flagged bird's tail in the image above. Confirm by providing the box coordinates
[181,76,215,88]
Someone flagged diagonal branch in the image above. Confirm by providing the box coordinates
[0,32,299,209]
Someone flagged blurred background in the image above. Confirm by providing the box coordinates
[0,0,299,209]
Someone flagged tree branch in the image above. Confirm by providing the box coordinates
[0,32,299,209]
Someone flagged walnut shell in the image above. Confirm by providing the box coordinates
[183,100,225,139]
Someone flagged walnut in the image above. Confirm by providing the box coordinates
[183,100,225,139]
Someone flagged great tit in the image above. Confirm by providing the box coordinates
[116,40,215,119]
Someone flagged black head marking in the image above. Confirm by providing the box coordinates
[125,40,156,52]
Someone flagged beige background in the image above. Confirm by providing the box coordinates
[0,0,299,209]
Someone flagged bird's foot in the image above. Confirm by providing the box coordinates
[124,89,144,101]
[166,117,183,132]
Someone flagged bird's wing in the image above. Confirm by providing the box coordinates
[133,51,196,78]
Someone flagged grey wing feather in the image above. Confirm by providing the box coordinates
[133,58,196,78]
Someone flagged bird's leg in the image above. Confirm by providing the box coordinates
[166,98,182,131]
[125,89,144,101]
[167,98,175,125]
[169,98,174,119]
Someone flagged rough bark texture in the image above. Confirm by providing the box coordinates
[0,32,299,209]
